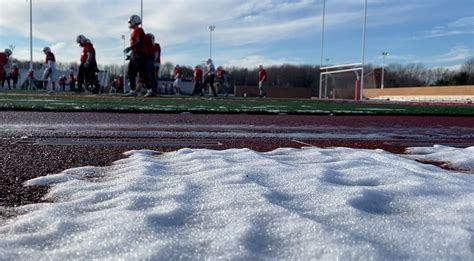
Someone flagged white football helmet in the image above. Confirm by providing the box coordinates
[4,48,12,56]
[43,47,51,53]
[76,34,87,44]
[128,15,142,28]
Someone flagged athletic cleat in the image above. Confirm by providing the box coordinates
[144,90,156,97]
[126,90,138,97]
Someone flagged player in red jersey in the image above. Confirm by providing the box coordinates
[76,34,101,94]
[192,65,203,96]
[123,15,149,97]
[215,66,228,96]
[173,64,182,95]
[10,64,20,89]
[25,69,35,90]
[143,33,157,97]
[68,71,76,91]
[0,48,12,89]
[147,33,161,95]
[258,65,267,98]
[152,37,161,93]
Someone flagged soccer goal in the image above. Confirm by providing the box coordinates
[318,0,368,100]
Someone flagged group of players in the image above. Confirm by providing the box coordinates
[1,14,268,97]
[0,38,102,93]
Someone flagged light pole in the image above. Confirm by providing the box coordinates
[208,25,215,59]
[29,0,33,70]
[319,0,326,99]
[122,35,127,93]
[140,0,143,27]
[381,52,389,89]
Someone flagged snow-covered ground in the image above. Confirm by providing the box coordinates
[1,146,473,260]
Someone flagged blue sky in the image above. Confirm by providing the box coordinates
[0,0,473,69]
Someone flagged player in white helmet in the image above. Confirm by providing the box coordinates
[0,49,12,88]
[124,15,149,97]
[200,58,217,96]
[42,46,56,91]
[76,34,101,94]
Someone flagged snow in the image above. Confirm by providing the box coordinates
[406,145,474,171]
[1,146,473,260]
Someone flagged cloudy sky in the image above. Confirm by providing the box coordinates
[0,0,473,69]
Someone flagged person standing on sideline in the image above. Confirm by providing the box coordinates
[173,64,182,95]
[42,47,56,91]
[192,65,203,96]
[76,35,101,94]
[200,58,216,96]
[117,74,124,93]
[215,66,228,96]
[0,48,12,89]
[10,64,20,89]
[58,75,67,91]
[143,33,156,97]
[68,71,76,92]
[258,65,267,98]
[150,34,161,94]
[123,15,148,97]
[26,69,35,90]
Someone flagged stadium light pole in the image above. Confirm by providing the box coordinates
[122,35,127,93]
[319,0,326,99]
[140,0,143,27]
[208,25,216,59]
[29,0,33,70]
[381,52,389,89]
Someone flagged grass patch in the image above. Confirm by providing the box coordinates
[0,91,472,115]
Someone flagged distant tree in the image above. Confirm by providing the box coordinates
[161,62,174,78]
[461,57,474,75]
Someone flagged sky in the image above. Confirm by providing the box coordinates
[0,0,473,70]
[0,145,473,259]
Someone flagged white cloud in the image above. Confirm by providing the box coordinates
[429,45,472,64]
[422,16,474,38]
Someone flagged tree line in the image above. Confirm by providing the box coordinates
[9,57,474,90]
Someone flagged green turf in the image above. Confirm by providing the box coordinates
[0,91,472,115]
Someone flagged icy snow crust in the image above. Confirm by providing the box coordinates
[1,147,473,260]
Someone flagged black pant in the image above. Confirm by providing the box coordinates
[77,64,100,93]
[128,53,148,91]
[154,66,160,93]
[192,79,202,95]
[200,74,216,96]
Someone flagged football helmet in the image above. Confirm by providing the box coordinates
[128,15,142,28]
[76,34,87,44]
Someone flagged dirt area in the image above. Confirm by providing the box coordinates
[1,112,473,209]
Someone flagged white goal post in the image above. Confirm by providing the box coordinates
[319,0,368,100]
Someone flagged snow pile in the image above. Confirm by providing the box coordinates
[1,147,473,260]
[406,145,474,171]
